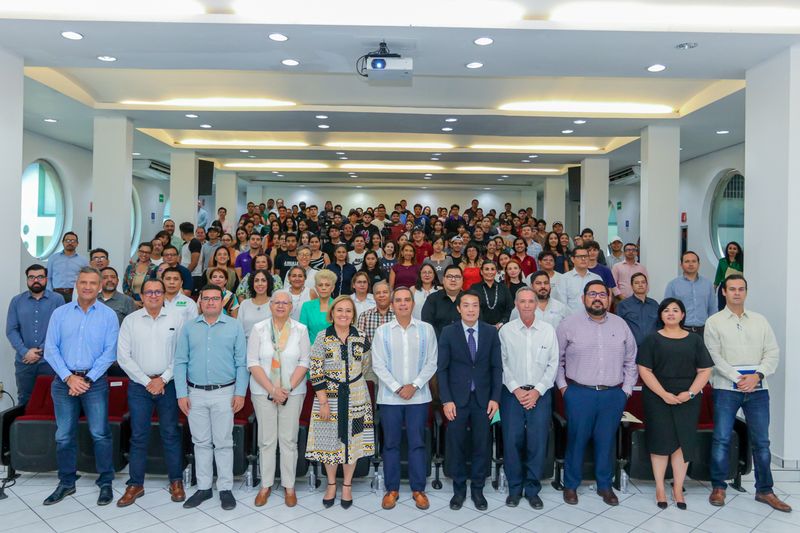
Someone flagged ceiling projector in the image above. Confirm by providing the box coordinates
[357,41,413,82]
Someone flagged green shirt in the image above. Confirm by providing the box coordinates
[299,298,333,344]
[714,258,743,286]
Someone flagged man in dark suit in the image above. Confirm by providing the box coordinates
[437,291,502,511]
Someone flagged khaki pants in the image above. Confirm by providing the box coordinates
[252,393,304,488]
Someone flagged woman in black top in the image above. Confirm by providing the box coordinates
[637,298,713,510]
[359,250,386,285]
[474,260,513,327]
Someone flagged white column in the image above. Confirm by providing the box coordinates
[543,176,567,229]
[639,125,680,298]
[169,151,197,226]
[92,116,133,275]
[0,47,24,403]
[744,45,800,464]
[580,158,610,247]
[215,171,239,225]
[246,183,263,205]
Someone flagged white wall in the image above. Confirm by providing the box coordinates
[133,177,169,244]
[609,183,641,245]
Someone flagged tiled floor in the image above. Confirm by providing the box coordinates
[2,468,799,533]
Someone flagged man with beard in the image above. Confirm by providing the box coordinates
[555,281,637,507]
[6,264,65,405]
[98,267,137,326]
[511,270,568,328]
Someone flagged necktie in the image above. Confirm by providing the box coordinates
[467,328,477,362]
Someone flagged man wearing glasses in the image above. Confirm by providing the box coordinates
[611,243,648,299]
[47,232,89,303]
[421,264,464,337]
[6,264,65,405]
[555,281,638,507]
[115,279,187,507]
[558,246,602,313]
[174,285,248,511]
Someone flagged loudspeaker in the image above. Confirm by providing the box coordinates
[198,160,214,196]
[568,167,581,202]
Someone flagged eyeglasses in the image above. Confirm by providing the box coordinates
[445,274,463,280]
[27,275,46,281]
[63,239,77,244]
[573,254,589,259]
[587,291,609,299]
[200,296,222,302]
[272,301,291,306]
[142,290,164,297]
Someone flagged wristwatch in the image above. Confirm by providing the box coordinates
[688,391,696,400]
[756,372,765,381]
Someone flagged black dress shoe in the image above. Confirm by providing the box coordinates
[450,493,466,510]
[43,485,76,506]
[528,495,544,509]
[183,489,213,508]
[97,485,114,506]
[506,494,521,507]
[219,490,236,510]
[471,489,488,511]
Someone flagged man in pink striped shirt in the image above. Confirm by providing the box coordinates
[612,243,649,299]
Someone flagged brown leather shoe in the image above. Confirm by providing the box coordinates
[709,488,726,507]
[382,490,399,510]
[117,485,144,507]
[597,488,619,506]
[563,489,578,505]
[412,491,430,510]
[756,492,792,513]
[169,480,185,503]
[284,488,297,507]
[254,487,271,507]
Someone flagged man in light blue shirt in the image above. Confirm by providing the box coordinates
[371,287,438,511]
[46,231,89,302]
[664,251,716,334]
[174,284,247,511]
[43,266,119,507]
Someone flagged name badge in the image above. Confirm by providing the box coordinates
[176,301,187,307]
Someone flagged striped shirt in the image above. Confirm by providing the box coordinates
[555,311,638,395]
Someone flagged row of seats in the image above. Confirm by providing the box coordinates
[0,376,752,492]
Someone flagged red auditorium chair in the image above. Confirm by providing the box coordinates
[233,389,256,477]
[7,376,58,472]
[77,376,131,473]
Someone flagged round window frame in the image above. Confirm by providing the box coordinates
[20,159,66,260]
[708,169,744,260]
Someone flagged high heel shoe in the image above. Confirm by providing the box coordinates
[341,483,353,509]
[322,482,337,508]
[676,501,687,510]
[657,501,668,509]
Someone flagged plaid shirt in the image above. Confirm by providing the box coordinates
[356,307,395,343]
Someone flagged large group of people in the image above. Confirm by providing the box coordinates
[5,196,790,517]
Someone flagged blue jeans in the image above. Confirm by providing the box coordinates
[501,387,552,498]
[127,381,184,486]
[380,403,429,492]
[51,376,114,487]
[15,360,54,405]
[711,389,773,493]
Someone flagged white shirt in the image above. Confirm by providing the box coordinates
[163,292,198,324]
[412,287,439,321]
[371,318,438,405]
[288,287,312,321]
[557,269,602,313]
[117,308,184,386]
[462,320,479,347]
[246,318,311,397]
[284,267,316,292]
[499,318,559,395]
[348,250,366,269]
[238,298,272,338]
[524,271,564,302]
[351,293,376,320]
[510,298,569,329]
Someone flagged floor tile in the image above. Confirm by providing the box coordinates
[581,515,634,533]
[163,511,221,533]
[522,515,577,533]
[45,509,101,532]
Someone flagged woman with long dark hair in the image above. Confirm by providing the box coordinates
[713,241,743,311]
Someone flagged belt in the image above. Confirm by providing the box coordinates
[54,288,74,293]
[684,325,704,332]
[519,385,537,391]
[71,370,89,377]
[327,373,363,444]
[187,380,234,391]
[567,378,621,391]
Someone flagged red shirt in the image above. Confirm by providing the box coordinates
[413,241,433,264]
[514,254,537,277]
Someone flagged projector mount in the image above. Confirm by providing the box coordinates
[356,41,401,77]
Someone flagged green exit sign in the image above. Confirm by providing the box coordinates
[616,201,622,210]
[158,194,164,203]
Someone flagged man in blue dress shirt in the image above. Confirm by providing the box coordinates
[174,284,248,511]
[46,231,89,303]
[6,264,65,405]
[664,251,716,335]
[43,266,119,506]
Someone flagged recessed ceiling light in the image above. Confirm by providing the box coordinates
[179,139,308,147]
[573,119,587,124]
[268,33,288,42]
[499,100,674,115]
[424,176,432,180]
[424,173,433,176]
[676,42,699,50]
[471,143,599,151]
[431,157,440,161]
[466,62,484,69]
[441,127,453,132]
[240,149,250,153]
[522,159,530,163]
[43,118,58,123]
[316,115,328,119]
[200,124,212,128]
[61,31,83,40]
[474,37,494,46]
[432,153,442,156]
[318,124,330,129]
[277,174,284,177]
[497,178,505,181]
[501,175,509,178]
[422,186,428,189]
[529,155,539,158]
[97,55,117,62]
[342,163,443,171]
[336,152,345,155]
[647,64,667,72]
[339,157,348,160]
[456,166,561,172]
[226,162,329,169]
[445,117,458,122]
[356,186,362,188]
[272,171,279,174]
[716,130,730,135]
[637,160,642,164]
[132,152,141,156]
[483,187,491,190]
[185,113,198,118]
[281,59,299,66]
[351,175,358,178]
[561,129,574,134]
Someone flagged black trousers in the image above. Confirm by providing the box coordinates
[446,392,490,494]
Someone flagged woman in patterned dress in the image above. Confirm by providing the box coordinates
[306,295,374,509]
